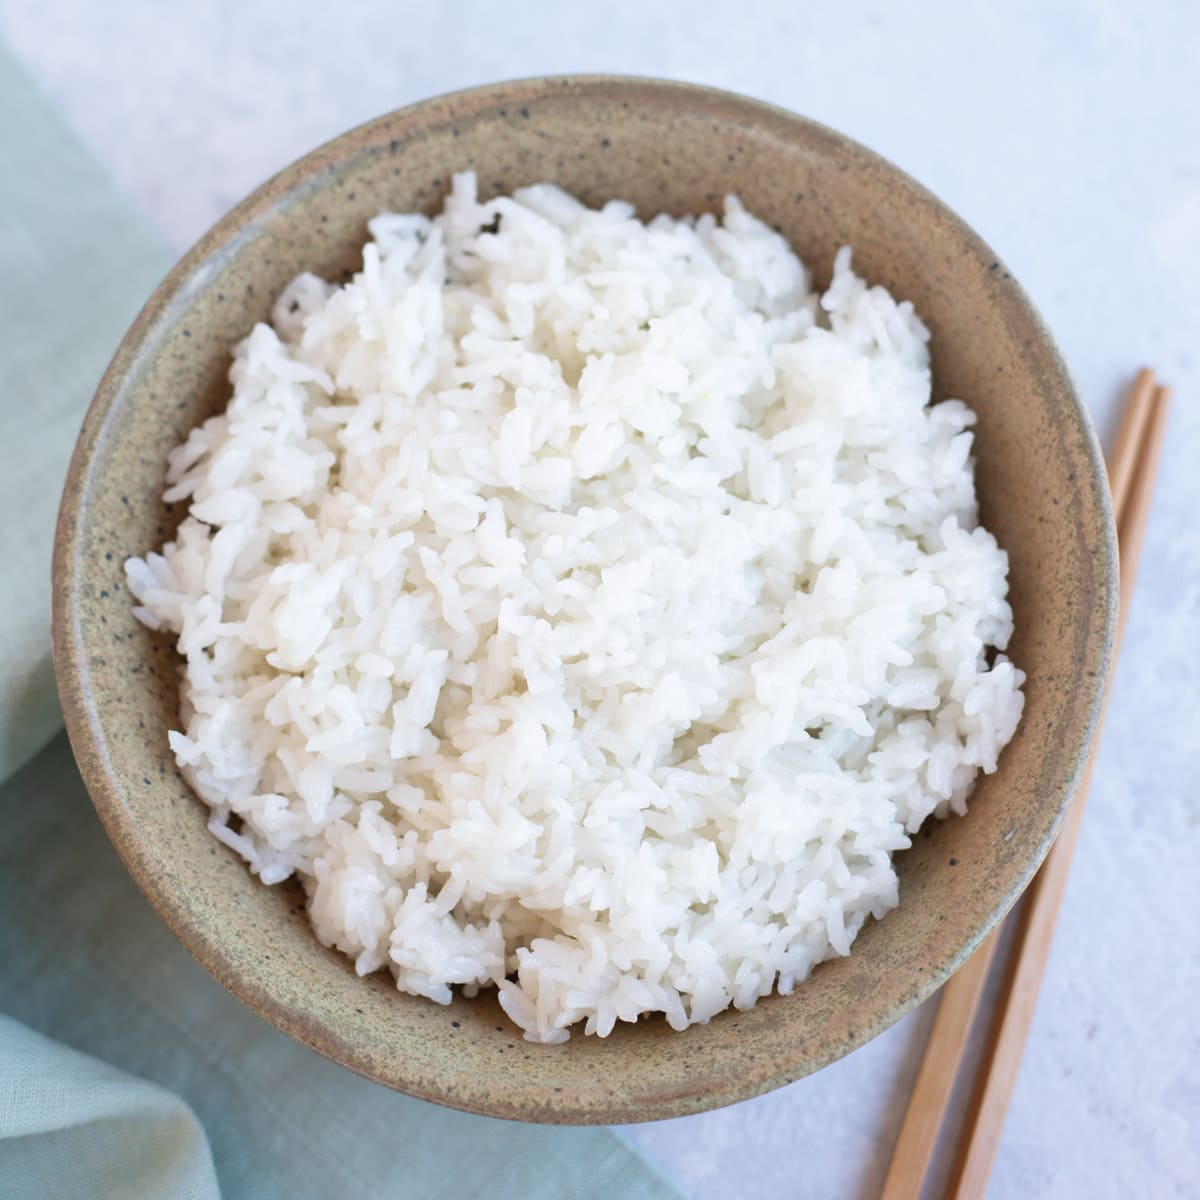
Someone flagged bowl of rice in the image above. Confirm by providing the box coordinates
[52,76,1115,1122]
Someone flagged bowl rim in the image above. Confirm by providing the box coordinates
[52,73,1117,1123]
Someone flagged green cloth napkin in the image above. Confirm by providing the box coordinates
[0,45,168,783]
[0,43,681,1200]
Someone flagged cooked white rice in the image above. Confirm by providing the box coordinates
[126,172,1024,1042]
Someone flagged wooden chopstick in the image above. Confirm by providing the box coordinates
[1115,384,1171,641]
[880,370,1169,1200]
[947,378,1169,1196]
[880,925,1001,1200]
[1107,368,1160,518]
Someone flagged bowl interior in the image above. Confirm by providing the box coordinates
[53,77,1114,1123]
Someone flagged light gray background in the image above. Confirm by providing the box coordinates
[3,2,1196,1196]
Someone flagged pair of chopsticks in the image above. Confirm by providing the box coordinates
[882,369,1171,1200]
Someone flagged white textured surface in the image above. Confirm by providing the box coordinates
[3,1,1196,1196]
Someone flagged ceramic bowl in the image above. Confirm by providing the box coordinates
[52,76,1116,1123]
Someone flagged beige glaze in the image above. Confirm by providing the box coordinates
[52,77,1116,1123]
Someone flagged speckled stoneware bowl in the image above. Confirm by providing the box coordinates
[52,76,1115,1123]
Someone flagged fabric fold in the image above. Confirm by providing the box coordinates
[0,1017,219,1200]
